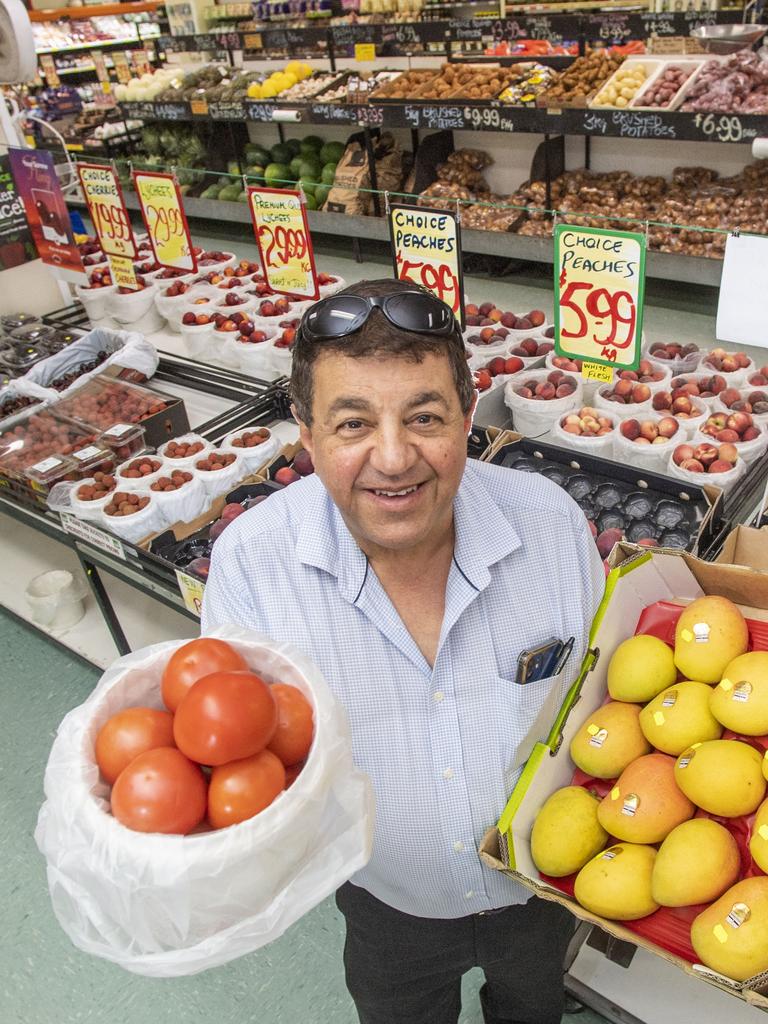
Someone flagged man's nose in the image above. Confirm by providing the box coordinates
[368,422,418,478]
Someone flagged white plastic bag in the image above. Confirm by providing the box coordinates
[146,472,209,526]
[115,454,169,492]
[99,494,167,543]
[691,424,768,466]
[504,370,582,439]
[20,328,159,401]
[594,384,653,421]
[194,449,246,497]
[666,451,747,494]
[612,417,680,474]
[34,627,374,977]
[549,410,616,459]
[699,352,755,389]
[47,479,115,523]
[642,340,701,376]
[75,283,116,321]
[157,433,213,469]
[220,428,281,475]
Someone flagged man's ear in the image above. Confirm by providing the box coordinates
[291,403,314,459]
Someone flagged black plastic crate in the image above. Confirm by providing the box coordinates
[486,435,723,556]
[148,481,283,581]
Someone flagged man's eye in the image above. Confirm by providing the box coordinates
[413,414,439,426]
[340,419,364,431]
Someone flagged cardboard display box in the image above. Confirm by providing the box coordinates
[716,525,768,573]
[481,545,768,1010]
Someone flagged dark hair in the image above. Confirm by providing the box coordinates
[290,278,474,426]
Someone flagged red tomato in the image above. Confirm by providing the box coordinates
[267,684,314,767]
[95,707,175,784]
[174,670,277,766]
[161,638,248,712]
[285,762,304,787]
[208,749,285,829]
[110,747,207,834]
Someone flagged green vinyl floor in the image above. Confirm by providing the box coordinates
[1,609,610,1024]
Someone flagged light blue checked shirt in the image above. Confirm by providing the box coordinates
[202,459,604,918]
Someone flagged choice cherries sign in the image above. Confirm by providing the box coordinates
[554,225,646,379]
[388,204,465,328]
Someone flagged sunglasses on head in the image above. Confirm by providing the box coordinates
[300,290,460,343]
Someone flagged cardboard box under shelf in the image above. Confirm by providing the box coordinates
[715,525,768,571]
[485,546,768,1009]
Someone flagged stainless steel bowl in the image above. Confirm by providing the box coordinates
[691,24,767,55]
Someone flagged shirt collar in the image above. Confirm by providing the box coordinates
[451,462,522,591]
[295,463,522,602]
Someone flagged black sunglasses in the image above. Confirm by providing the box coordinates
[300,290,460,342]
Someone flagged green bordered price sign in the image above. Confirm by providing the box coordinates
[388,204,465,328]
[553,224,646,377]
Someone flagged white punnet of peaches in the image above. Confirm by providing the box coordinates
[35,632,374,977]
[527,594,768,984]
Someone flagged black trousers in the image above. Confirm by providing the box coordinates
[335,883,574,1024]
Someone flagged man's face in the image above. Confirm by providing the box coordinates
[296,350,475,556]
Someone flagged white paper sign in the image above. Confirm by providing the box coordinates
[716,233,768,349]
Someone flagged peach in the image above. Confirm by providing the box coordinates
[621,419,641,440]
[657,417,679,438]
[489,308,503,323]
[528,310,546,327]
[743,426,761,441]
[653,392,672,412]
[520,338,539,356]
[673,444,694,466]
[478,302,494,317]
[717,428,740,443]
[640,421,659,442]
[718,443,739,464]
[596,528,623,560]
[727,411,752,434]
[694,443,718,467]
[671,396,693,416]
[720,388,741,407]
[504,356,524,375]
[709,460,734,474]
[633,384,651,403]
[680,458,704,472]
[614,379,634,398]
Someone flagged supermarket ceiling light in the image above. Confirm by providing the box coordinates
[0,0,35,84]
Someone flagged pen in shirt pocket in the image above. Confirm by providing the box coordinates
[552,636,575,677]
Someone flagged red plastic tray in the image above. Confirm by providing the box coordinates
[540,599,768,964]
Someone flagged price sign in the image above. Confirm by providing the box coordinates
[113,52,132,85]
[77,162,137,260]
[107,253,138,290]
[554,224,645,372]
[355,43,376,61]
[133,169,196,271]
[39,54,60,88]
[175,569,205,617]
[247,187,319,299]
[388,204,465,328]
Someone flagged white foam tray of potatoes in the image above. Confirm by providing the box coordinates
[629,56,711,113]
[588,58,665,110]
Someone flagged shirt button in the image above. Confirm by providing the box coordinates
[442,767,454,780]
[465,891,474,900]
[433,691,445,703]
[453,841,465,852]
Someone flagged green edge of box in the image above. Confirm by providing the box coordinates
[493,552,652,864]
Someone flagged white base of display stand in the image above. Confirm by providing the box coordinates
[568,941,767,1024]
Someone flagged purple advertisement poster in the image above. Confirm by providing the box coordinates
[7,147,85,282]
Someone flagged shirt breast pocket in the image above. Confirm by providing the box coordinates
[499,669,567,791]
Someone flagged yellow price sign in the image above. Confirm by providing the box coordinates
[581,360,613,384]
[355,42,376,61]
[247,187,319,299]
[190,98,209,116]
[175,570,205,617]
[133,170,196,271]
[77,163,137,259]
[107,253,139,291]
[554,224,646,373]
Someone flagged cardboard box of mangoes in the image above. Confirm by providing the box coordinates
[480,545,768,1008]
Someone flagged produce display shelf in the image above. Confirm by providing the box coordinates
[36,33,159,56]
[151,10,742,55]
[82,191,724,288]
[118,98,764,145]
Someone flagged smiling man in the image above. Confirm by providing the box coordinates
[202,278,604,1024]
